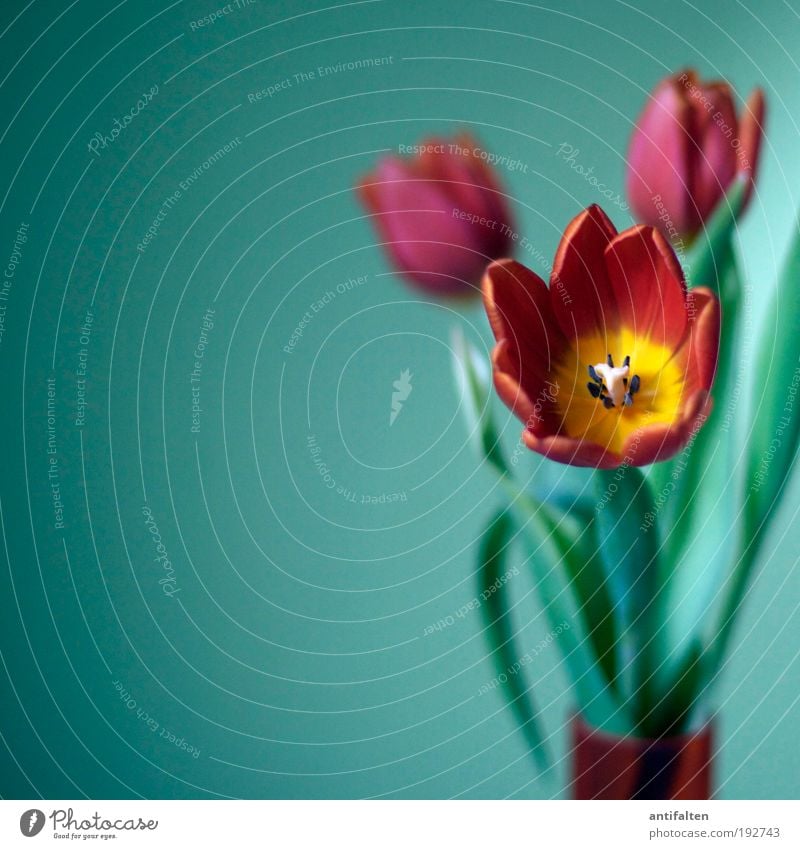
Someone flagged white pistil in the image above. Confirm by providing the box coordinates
[594,361,630,407]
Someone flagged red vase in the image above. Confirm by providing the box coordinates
[570,715,713,799]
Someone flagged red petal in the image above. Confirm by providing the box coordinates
[453,132,516,229]
[362,158,492,294]
[491,341,556,436]
[620,390,711,466]
[415,136,514,259]
[520,389,712,469]
[550,205,619,342]
[483,259,565,434]
[626,74,699,235]
[521,430,623,469]
[603,225,688,349]
[691,82,738,222]
[682,286,721,393]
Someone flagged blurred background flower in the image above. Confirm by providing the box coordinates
[356,133,516,296]
[626,69,765,240]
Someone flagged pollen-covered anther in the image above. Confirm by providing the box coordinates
[588,355,640,409]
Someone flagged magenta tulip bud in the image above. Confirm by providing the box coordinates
[356,134,516,297]
[626,70,765,240]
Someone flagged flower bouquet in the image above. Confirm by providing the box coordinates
[355,69,798,800]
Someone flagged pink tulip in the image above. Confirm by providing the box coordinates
[356,134,516,296]
[626,70,765,240]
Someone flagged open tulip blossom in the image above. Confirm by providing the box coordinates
[482,205,720,468]
[448,177,800,799]
[359,69,800,800]
[626,69,765,240]
[356,134,515,296]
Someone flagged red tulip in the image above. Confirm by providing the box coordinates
[357,134,516,296]
[626,70,765,239]
[483,205,720,468]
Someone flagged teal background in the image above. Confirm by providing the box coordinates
[0,0,798,799]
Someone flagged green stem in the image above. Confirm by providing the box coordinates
[592,466,661,734]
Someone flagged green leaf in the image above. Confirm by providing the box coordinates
[656,182,744,555]
[451,326,508,475]
[502,483,631,734]
[478,510,550,769]
[707,215,800,674]
[650,241,741,676]
[743,216,800,547]
[643,639,706,739]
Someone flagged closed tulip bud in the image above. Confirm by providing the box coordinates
[626,70,765,240]
[356,134,516,297]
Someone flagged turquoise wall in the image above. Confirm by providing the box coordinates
[0,0,798,798]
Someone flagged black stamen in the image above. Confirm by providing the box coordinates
[587,382,601,398]
[607,353,614,367]
[588,364,601,383]
[630,374,641,395]
[602,396,615,409]
[623,392,633,407]
[623,355,630,368]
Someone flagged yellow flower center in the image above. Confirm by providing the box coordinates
[553,328,687,456]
